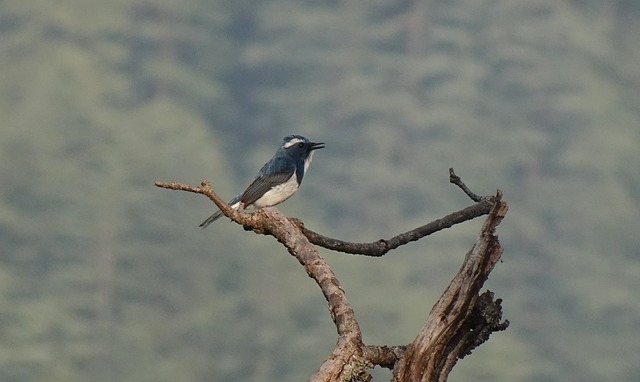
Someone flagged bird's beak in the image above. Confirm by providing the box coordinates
[310,142,325,150]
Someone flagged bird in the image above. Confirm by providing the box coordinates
[199,135,325,228]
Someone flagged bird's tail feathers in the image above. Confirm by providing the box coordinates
[199,211,224,228]
[199,197,242,228]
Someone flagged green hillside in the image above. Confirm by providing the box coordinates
[0,1,639,381]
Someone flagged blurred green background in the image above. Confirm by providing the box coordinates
[1,0,639,381]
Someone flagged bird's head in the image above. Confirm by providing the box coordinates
[281,135,325,159]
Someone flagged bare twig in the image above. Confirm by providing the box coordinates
[294,200,492,256]
[155,181,245,223]
[293,168,494,256]
[449,167,485,202]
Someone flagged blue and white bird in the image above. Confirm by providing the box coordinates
[199,135,324,227]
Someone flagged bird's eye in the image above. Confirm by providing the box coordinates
[298,142,305,148]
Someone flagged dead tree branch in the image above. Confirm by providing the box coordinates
[291,168,493,256]
[293,201,491,256]
[392,190,509,382]
[155,168,508,382]
[155,181,368,381]
[449,167,485,202]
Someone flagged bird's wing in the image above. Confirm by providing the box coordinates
[240,159,296,207]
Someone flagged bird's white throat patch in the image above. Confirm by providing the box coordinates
[304,150,314,172]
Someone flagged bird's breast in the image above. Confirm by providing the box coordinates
[253,174,300,208]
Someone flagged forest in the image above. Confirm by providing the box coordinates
[1,0,639,381]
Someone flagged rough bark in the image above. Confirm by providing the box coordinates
[392,194,509,381]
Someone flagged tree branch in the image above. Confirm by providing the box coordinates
[363,345,407,369]
[293,200,492,256]
[155,181,252,226]
[156,169,508,382]
[154,181,368,381]
[392,191,509,382]
[292,167,493,256]
[449,167,485,202]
